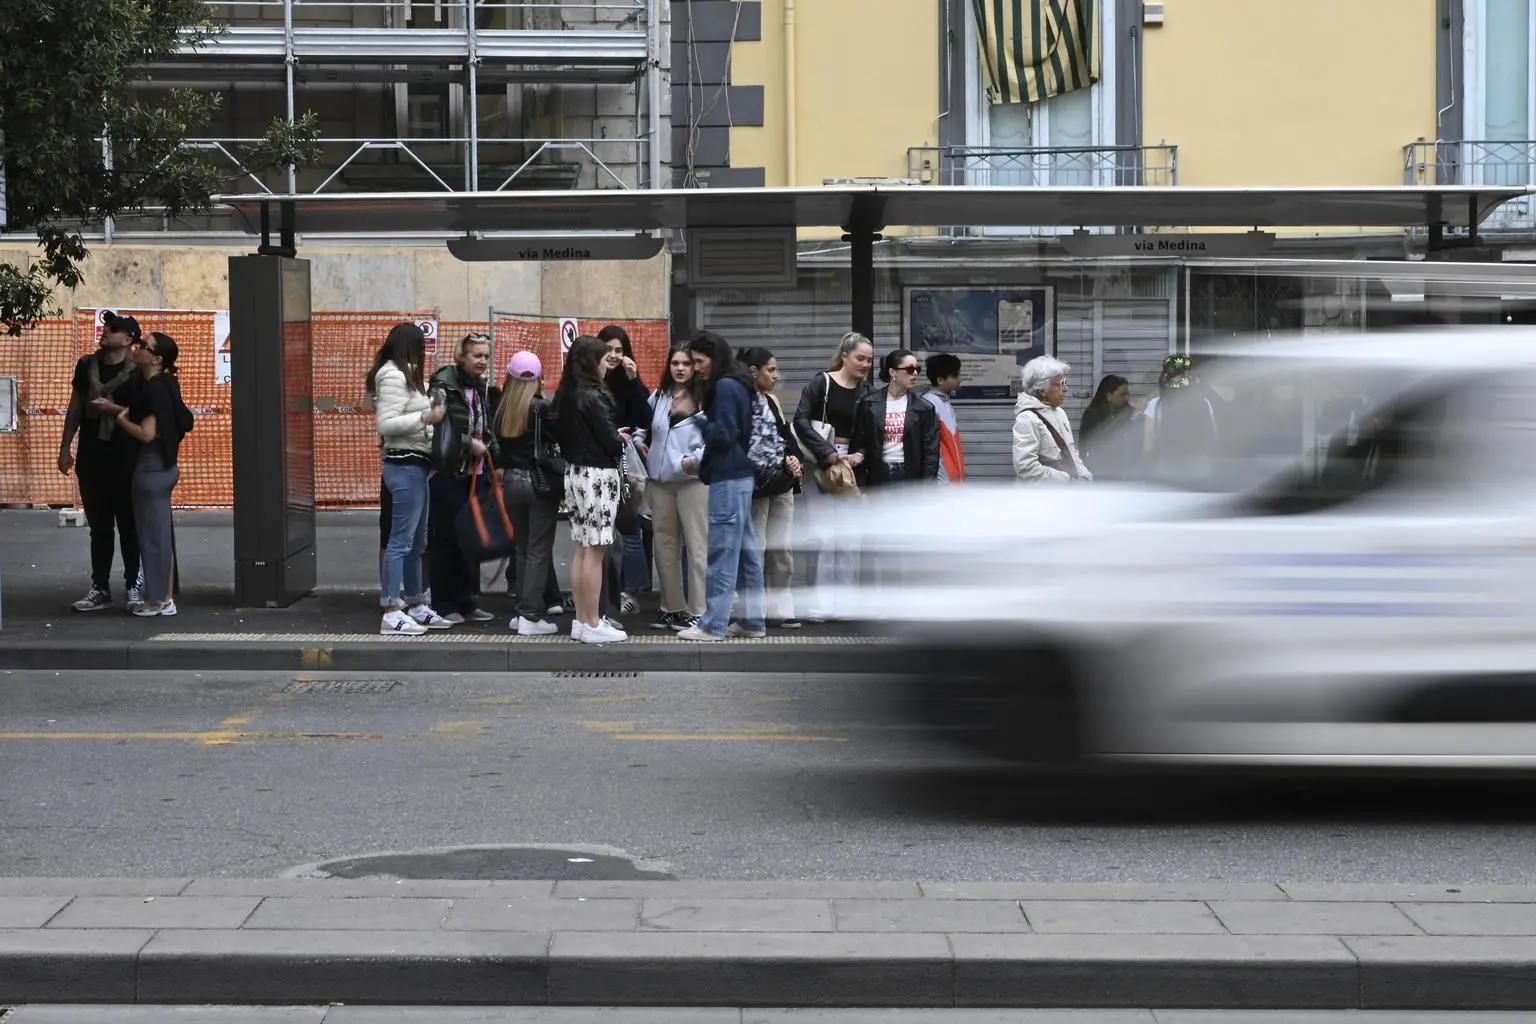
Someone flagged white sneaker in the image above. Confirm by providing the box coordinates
[159,599,177,617]
[546,603,565,616]
[381,610,427,636]
[619,592,640,615]
[126,583,144,613]
[407,604,453,630]
[444,612,466,624]
[516,616,559,636]
[726,622,767,639]
[581,620,629,645]
[677,624,723,642]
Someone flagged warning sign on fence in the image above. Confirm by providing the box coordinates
[558,318,578,359]
[213,311,231,385]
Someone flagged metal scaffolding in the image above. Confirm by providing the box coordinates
[105,0,666,235]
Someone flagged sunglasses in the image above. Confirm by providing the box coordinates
[894,364,919,374]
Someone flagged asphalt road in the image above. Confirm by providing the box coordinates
[3,668,1536,881]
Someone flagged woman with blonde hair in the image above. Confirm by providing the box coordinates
[791,331,874,622]
[494,350,562,637]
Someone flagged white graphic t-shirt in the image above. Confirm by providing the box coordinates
[882,393,908,465]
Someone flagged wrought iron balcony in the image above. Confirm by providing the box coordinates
[907,144,1178,188]
[1404,139,1536,232]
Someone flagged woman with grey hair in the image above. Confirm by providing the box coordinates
[1012,356,1091,484]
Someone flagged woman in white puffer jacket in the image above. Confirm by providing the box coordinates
[1012,356,1092,484]
[367,322,448,635]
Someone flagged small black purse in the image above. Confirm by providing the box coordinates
[753,459,796,499]
[529,405,567,500]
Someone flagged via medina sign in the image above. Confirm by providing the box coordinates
[448,234,664,263]
[1060,230,1276,259]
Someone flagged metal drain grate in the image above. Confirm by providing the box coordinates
[281,679,400,695]
[553,670,641,679]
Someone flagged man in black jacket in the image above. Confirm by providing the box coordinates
[59,311,145,612]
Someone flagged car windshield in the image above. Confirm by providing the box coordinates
[1129,356,1429,496]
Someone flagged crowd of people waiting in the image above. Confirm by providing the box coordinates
[367,323,1207,643]
[58,311,1200,631]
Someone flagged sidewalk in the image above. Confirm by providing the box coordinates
[1,879,1535,1009]
[0,510,888,673]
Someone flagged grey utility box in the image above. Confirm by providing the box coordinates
[230,255,317,607]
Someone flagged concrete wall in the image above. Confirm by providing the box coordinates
[731,0,940,238]
[0,243,669,321]
[1142,0,1437,188]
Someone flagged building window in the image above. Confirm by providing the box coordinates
[1464,0,1536,185]
[966,0,1115,187]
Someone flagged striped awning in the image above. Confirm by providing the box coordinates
[974,0,1101,105]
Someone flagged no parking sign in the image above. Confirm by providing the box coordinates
[559,318,578,361]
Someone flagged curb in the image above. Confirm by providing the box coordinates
[0,638,906,674]
[1,934,1532,1009]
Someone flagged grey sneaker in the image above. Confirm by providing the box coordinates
[125,583,144,612]
[73,587,112,612]
[726,622,767,639]
[465,607,496,623]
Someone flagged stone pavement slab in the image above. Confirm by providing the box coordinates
[45,895,260,930]
[922,883,1289,902]
[0,896,72,928]
[639,898,835,932]
[1208,901,1421,937]
[443,897,641,932]
[1019,901,1226,935]
[1396,901,1536,935]
[830,899,1031,933]
[555,881,924,900]
[241,896,455,930]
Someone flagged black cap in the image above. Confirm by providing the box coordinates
[101,311,142,342]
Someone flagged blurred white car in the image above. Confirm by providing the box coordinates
[817,329,1536,770]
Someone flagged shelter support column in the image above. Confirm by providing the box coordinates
[843,197,886,341]
[230,254,316,607]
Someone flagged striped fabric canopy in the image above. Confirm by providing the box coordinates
[973,0,1101,105]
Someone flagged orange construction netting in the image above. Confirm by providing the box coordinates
[0,310,671,509]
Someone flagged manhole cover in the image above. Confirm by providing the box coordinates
[289,844,674,881]
[553,671,641,679]
[282,679,400,695]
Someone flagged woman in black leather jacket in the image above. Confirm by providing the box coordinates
[790,331,874,622]
[426,332,499,623]
[849,348,941,487]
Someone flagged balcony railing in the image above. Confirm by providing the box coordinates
[1404,139,1536,232]
[907,144,1178,189]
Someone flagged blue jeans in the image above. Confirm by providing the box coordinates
[380,461,430,608]
[699,475,765,636]
[621,518,653,592]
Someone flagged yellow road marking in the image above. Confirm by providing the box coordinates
[426,720,490,738]
[0,731,381,743]
[610,733,847,743]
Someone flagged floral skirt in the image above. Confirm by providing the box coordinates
[565,465,621,547]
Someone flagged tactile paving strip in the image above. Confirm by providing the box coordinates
[148,632,883,645]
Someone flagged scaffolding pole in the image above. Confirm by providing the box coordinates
[284,0,298,193]
[645,0,663,189]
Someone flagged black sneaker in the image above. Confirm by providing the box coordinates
[672,613,699,632]
[651,611,679,631]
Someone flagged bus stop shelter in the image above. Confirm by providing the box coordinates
[214,184,1535,606]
